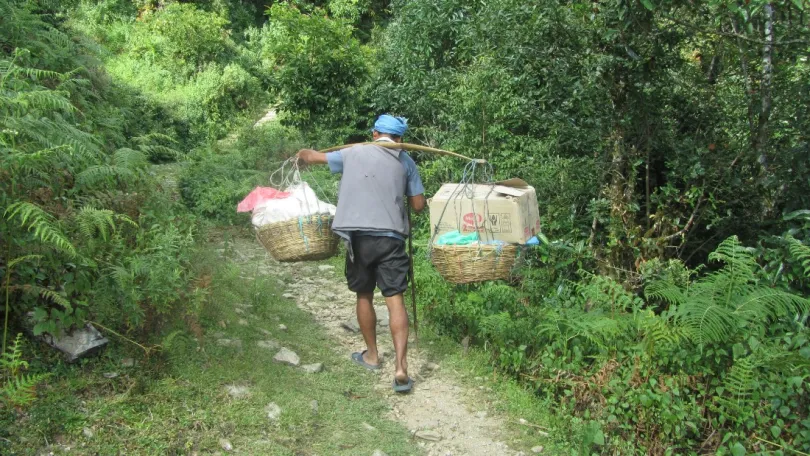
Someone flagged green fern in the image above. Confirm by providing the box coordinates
[4,202,76,256]
[76,165,136,187]
[479,312,513,338]
[785,235,810,279]
[646,236,810,346]
[1,334,51,408]
[15,285,72,310]
[634,309,684,356]
[112,147,149,170]
[72,207,139,241]
[1,372,51,408]
[577,271,645,312]
[1,334,29,377]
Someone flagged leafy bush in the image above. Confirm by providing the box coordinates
[129,3,232,76]
[0,0,208,350]
[179,123,306,222]
[260,3,373,141]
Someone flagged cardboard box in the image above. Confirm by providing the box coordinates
[429,178,541,244]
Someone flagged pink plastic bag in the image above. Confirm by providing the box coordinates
[236,187,291,213]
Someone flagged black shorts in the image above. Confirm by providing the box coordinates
[346,235,410,297]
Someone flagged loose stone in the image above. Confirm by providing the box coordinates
[301,363,324,374]
[265,402,282,421]
[414,430,442,442]
[257,340,280,350]
[273,347,300,366]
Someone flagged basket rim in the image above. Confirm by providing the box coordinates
[255,214,334,231]
[432,243,518,250]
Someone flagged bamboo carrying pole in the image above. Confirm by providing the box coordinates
[317,142,486,164]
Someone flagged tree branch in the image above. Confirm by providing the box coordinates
[661,196,704,242]
[663,15,809,47]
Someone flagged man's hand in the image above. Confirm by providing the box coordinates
[296,149,327,166]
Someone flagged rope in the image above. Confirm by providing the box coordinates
[426,160,499,260]
[266,157,336,248]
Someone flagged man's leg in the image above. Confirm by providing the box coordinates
[356,292,378,365]
[384,293,409,383]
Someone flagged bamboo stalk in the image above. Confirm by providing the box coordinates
[317,142,486,163]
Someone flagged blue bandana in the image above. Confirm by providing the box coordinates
[373,114,408,136]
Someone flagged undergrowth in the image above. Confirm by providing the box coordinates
[416,236,810,455]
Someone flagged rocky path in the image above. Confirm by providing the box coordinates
[230,236,527,456]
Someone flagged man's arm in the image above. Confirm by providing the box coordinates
[409,194,426,213]
[402,152,426,213]
[297,149,328,165]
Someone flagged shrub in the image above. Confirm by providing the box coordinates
[260,3,373,141]
[418,236,810,454]
[178,123,306,223]
[129,3,232,76]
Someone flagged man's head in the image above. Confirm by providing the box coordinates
[372,114,408,143]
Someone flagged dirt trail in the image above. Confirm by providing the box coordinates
[230,236,523,456]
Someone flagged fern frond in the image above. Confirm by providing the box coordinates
[785,236,810,279]
[577,271,644,312]
[160,330,188,351]
[1,334,28,374]
[644,280,687,306]
[1,372,51,408]
[733,287,808,322]
[112,148,148,171]
[8,255,43,269]
[479,312,512,337]
[15,285,71,310]
[651,236,810,347]
[4,202,76,256]
[635,309,684,355]
[18,89,75,113]
[5,116,102,162]
[140,144,182,159]
[131,133,178,145]
[676,293,735,345]
[571,312,624,349]
[75,207,116,241]
[4,145,69,172]
[721,355,759,409]
[76,165,135,187]
[708,236,758,290]
[7,65,66,84]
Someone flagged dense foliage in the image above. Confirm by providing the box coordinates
[0,0,207,362]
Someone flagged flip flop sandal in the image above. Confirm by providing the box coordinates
[392,376,414,394]
[351,351,381,371]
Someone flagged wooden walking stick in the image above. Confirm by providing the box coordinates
[407,201,418,349]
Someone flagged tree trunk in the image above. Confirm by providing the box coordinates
[731,17,755,136]
[755,3,775,172]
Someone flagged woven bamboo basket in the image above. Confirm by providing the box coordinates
[431,243,518,284]
[255,215,339,262]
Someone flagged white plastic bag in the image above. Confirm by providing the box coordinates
[251,182,336,227]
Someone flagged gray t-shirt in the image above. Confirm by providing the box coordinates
[326,140,424,241]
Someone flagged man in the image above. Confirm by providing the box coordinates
[296,114,426,393]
